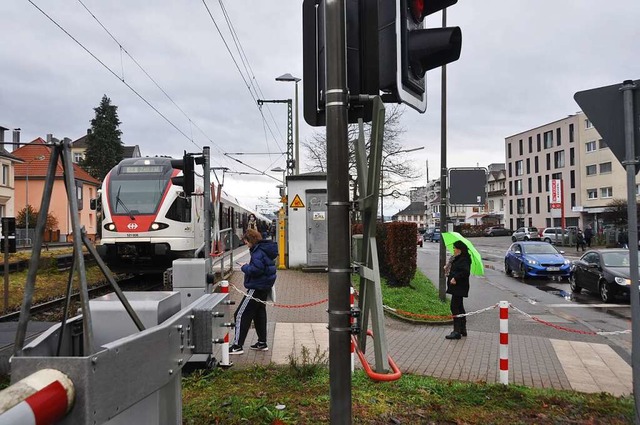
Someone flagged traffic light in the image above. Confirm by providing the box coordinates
[302,0,378,126]
[379,0,462,112]
[171,152,195,196]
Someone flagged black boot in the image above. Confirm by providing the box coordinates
[445,318,462,340]
[460,317,467,337]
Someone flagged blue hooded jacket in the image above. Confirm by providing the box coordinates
[241,240,279,290]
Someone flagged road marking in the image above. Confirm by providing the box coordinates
[546,303,629,308]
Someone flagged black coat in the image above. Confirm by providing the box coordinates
[446,253,471,297]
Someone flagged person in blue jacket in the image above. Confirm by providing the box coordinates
[229,228,278,354]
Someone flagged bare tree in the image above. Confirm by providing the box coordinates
[301,105,422,204]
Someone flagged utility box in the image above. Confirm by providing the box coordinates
[172,258,209,308]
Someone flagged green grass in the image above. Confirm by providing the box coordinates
[182,364,634,424]
[356,269,451,321]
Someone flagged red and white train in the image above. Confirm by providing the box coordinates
[95,157,270,274]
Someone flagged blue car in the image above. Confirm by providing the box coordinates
[504,241,571,279]
[429,228,441,242]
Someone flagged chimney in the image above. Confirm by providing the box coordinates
[0,126,5,144]
[12,128,20,151]
[46,134,53,143]
[87,128,92,135]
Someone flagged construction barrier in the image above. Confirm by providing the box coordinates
[0,369,74,425]
[219,280,232,367]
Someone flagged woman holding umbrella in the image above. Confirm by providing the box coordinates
[445,240,472,340]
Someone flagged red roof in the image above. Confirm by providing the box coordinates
[13,138,101,186]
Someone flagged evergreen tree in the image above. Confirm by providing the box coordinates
[82,95,123,180]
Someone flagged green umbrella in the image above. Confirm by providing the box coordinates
[442,231,485,276]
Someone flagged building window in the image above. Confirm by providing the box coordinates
[535,197,540,214]
[526,158,530,174]
[537,175,542,193]
[599,162,612,174]
[637,184,640,196]
[519,139,523,155]
[528,177,532,194]
[515,160,523,176]
[586,141,596,152]
[537,134,541,151]
[545,175,550,192]
[534,156,539,173]
[528,137,533,153]
[517,199,525,215]
[546,153,551,170]
[527,198,531,214]
[73,152,84,163]
[509,181,512,196]
[569,123,574,143]
[499,199,504,211]
[569,147,575,166]
[507,143,512,159]
[571,193,576,208]
[1,165,8,186]
[75,181,84,210]
[585,119,593,129]
[552,172,562,181]
[543,131,553,149]
[554,150,565,168]
[600,187,613,198]
[509,199,513,215]
[515,180,523,195]
[508,162,512,177]
[598,139,607,149]
[586,165,597,176]
[587,189,597,199]
[570,170,575,189]
[556,128,561,146]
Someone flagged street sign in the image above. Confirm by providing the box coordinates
[448,168,487,205]
[574,80,640,173]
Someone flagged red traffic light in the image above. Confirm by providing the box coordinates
[409,0,424,22]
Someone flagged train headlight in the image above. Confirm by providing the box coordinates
[148,222,169,231]
[104,223,116,231]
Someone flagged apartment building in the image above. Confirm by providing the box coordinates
[505,111,640,232]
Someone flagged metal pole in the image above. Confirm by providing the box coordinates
[621,79,640,425]
[295,81,300,175]
[325,0,351,422]
[380,162,384,222]
[25,169,28,243]
[438,8,448,301]
[203,147,212,284]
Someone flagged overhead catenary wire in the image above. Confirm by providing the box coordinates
[27,0,202,152]
[74,0,229,161]
[200,0,284,154]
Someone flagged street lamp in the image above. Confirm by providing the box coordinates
[380,147,425,222]
[276,73,301,174]
[25,155,46,245]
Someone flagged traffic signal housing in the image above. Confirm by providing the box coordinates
[171,152,195,196]
[379,0,462,112]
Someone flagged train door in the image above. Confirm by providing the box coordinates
[306,189,328,267]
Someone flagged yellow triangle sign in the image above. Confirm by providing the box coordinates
[290,194,305,208]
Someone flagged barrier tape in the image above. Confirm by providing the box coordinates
[383,303,499,321]
[508,304,631,336]
[229,283,328,309]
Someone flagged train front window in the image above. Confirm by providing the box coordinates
[109,179,168,215]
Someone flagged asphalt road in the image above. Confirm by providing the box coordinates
[417,235,632,363]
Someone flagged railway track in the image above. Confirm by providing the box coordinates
[0,274,166,323]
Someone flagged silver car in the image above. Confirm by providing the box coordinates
[511,226,541,242]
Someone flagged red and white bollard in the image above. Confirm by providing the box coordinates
[499,300,509,385]
[219,280,231,367]
[350,286,355,373]
[0,368,74,425]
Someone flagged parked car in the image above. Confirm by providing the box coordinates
[569,249,636,302]
[423,227,436,241]
[417,232,423,248]
[429,228,441,242]
[504,241,571,279]
[511,227,541,242]
[484,226,512,237]
[539,227,569,244]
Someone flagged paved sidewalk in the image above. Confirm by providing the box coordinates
[225,268,632,397]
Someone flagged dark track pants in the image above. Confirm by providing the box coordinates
[233,288,269,346]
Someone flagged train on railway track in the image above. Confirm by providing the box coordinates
[93,156,270,274]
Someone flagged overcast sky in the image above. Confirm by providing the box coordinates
[2,1,639,215]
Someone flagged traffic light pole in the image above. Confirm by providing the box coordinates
[325,0,352,423]
[621,80,640,425]
[438,8,449,301]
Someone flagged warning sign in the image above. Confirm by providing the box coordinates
[290,194,305,209]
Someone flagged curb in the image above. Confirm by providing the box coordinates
[383,306,453,326]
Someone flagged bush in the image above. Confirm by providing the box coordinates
[384,222,417,286]
[352,222,389,277]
